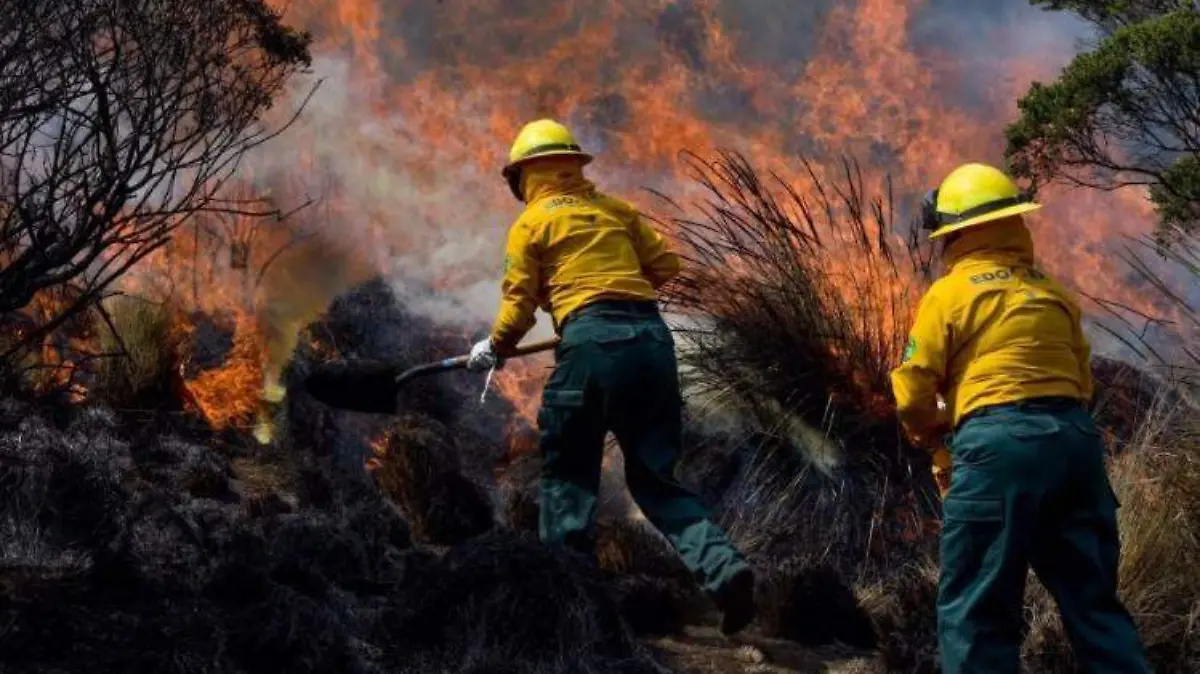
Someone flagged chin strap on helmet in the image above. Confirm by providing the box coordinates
[504,167,524,202]
[920,189,940,231]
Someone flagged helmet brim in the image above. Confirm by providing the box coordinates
[501,150,593,177]
[928,202,1042,239]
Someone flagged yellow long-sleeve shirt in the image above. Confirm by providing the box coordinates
[890,218,1094,445]
[489,163,680,353]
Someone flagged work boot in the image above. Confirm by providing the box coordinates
[715,567,756,635]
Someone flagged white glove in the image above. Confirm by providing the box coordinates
[466,338,500,372]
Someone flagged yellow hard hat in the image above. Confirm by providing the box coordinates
[920,163,1041,239]
[501,119,593,201]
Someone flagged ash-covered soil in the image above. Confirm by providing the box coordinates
[0,397,673,674]
[0,394,885,674]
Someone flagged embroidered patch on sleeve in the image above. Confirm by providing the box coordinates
[902,337,917,363]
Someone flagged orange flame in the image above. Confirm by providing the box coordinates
[21,289,96,402]
[72,2,1170,439]
[175,310,264,430]
[366,433,389,473]
[238,1,1166,426]
[493,356,551,429]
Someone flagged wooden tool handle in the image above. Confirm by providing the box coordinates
[395,336,561,386]
[507,336,560,357]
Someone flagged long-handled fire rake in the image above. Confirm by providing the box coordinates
[302,337,560,414]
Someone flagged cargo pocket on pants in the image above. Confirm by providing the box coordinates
[943,497,1003,523]
[940,496,1005,582]
[538,388,585,435]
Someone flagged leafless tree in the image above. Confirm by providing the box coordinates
[0,0,313,365]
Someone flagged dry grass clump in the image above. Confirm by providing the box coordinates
[657,149,940,539]
[755,556,877,648]
[655,150,930,461]
[654,152,941,555]
[369,411,495,546]
[91,295,179,405]
[855,558,940,673]
[496,448,543,533]
[646,151,943,648]
[596,517,709,637]
[1023,394,1200,673]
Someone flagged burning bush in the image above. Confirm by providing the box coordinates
[658,151,931,453]
[650,152,939,639]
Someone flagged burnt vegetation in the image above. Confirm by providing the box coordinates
[2,149,1197,672]
[0,398,666,674]
[653,151,941,602]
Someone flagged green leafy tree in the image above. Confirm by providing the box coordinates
[1005,2,1199,238]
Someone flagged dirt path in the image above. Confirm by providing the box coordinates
[648,626,877,673]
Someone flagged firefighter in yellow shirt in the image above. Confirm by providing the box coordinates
[892,163,1149,673]
[467,119,756,635]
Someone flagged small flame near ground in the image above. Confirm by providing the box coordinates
[494,355,553,428]
[110,205,370,441]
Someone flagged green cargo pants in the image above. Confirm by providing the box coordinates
[537,301,749,596]
[938,398,1150,674]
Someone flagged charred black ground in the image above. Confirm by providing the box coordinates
[0,387,664,673]
[1,275,1193,674]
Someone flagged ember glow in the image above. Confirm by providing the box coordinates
[124,1,1170,431]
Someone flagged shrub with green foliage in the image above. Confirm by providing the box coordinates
[1006,3,1200,237]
